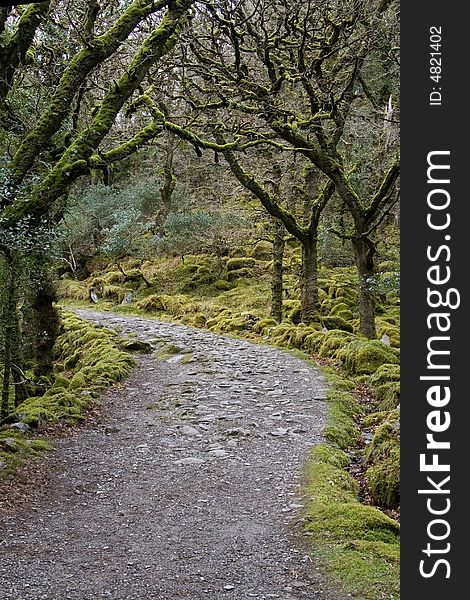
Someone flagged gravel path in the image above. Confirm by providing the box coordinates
[0,310,348,600]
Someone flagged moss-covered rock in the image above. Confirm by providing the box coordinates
[306,502,399,544]
[192,266,216,285]
[101,285,128,303]
[215,279,233,291]
[303,330,326,354]
[136,294,165,312]
[226,267,251,281]
[249,240,272,260]
[364,410,400,509]
[321,315,353,333]
[253,316,279,335]
[56,279,90,302]
[376,321,400,348]
[226,257,256,271]
[103,271,127,284]
[317,330,355,359]
[338,340,399,375]
[282,299,301,323]
[191,313,207,328]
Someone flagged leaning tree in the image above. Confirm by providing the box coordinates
[0,0,194,416]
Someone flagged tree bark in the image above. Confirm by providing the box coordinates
[352,236,377,339]
[1,250,18,419]
[31,277,61,377]
[300,236,319,324]
[270,219,285,322]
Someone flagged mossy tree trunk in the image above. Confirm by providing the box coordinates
[352,235,377,339]
[31,276,61,378]
[300,236,319,324]
[158,132,177,228]
[270,219,285,322]
[1,250,18,419]
[217,143,335,325]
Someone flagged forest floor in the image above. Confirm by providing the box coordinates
[0,310,349,600]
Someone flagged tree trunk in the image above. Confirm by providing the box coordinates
[300,236,319,323]
[270,219,285,322]
[31,276,61,377]
[1,251,17,419]
[352,236,377,338]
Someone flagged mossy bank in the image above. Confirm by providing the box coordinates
[0,312,134,479]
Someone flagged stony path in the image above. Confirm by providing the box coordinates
[0,310,347,600]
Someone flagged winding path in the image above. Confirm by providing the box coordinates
[0,310,347,600]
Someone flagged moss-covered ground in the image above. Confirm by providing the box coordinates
[56,251,400,599]
[0,311,135,478]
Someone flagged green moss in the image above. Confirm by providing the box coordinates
[338,340,399,375]
[10,312,134,430]
[306,502,399,544]
[101,285,129,303]
[226,257,256,271]
[191,313,207,327]
[303,330,326,353]
[103,271,127,284]
[369,363,400,386]
[215,279,232,291]
[363,410,400,508]
[375,382,400,410]
[226,267,251,281]
[321,315,353,333]
[303,437,400,600]
[317,330,355,359]
[376,321,400,348]
[156,343,185,360]
[249,240,272,260]
[136,294,165,312]
[253,316,278,335]
[311,444,351,469]
[366,453,400,509]
[56,279,90,302]
[317,543,399,600]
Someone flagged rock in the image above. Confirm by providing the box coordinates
[223,427,250,437]
[223,585,235,591]
[0,461,6,469]
[175,457,205,466]
[90,291,99,303]
[181,425,201,437]
[380,333,391,346]
[208,449,228,458]
[121,339,153,354]
[104,426,121,435]
[10,422,30,433]
[0,438,20,452]
[122,292,134,304]
[270,428,288,437]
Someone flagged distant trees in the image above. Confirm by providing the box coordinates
[152,0,400,335]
